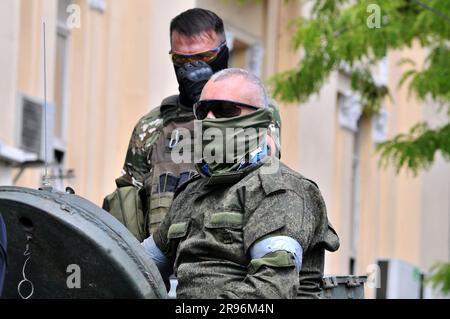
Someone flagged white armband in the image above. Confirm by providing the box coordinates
[142,235,172,279]
[250,236,303,273]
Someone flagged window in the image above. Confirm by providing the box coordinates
[226,30,264,77]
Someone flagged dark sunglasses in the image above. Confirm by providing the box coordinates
[193,99,260,120]
[170,41,227,67]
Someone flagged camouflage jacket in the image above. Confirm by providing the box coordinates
[104,95,197,240]
[115,107,164,189]
[154,156,340,299]
[106,96,283,241]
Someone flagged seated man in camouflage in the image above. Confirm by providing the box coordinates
[143,68,339,298]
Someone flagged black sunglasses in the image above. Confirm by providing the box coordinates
[193,100,260,120]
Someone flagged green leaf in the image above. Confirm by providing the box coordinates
[426,262,450,295]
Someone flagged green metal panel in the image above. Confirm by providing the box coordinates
[0,186,167,299]
[321,276,368,299]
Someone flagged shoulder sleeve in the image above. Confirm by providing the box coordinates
[243,172,339,255]
[115,108,163,188]
[300,178,340,252]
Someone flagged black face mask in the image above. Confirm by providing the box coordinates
[207,45,229,73]
[174,46,229,108]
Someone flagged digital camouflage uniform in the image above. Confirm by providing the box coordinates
[153,156,340,299]
[104,96,282,242]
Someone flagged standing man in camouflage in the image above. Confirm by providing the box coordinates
[103,8,281,242]
[103,9,229,241]
[143,68,339,298]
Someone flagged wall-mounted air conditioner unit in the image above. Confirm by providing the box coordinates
[15,92,54,165]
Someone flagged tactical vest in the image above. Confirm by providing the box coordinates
[144,95,198,235]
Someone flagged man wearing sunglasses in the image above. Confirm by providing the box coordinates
[103,9,230,241]
[0,214,6,297]
[143,68,339,298]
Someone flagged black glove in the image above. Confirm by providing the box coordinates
[176,61,213,107]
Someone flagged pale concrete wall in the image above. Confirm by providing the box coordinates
[64,0,196,204]
[5,0,197,203]
[281,27,450,281]
[420,100,450,271]
[273,0,302,173]
[66,0,157,202]
[1,0,449,288]
[197,0,264,44]
[0,0,20,145]
[385,47,424,266]
[11,0,57,190]
[148,0,196,109]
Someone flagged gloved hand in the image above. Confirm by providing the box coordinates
[176,61,214,107]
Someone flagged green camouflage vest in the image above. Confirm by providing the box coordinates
[143,97,198,234]
[103,96,197,241]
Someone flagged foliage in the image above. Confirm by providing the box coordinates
[271,0,450,174]
[426,262,450,295]
[266,0,450,293]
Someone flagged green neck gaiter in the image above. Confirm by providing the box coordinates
[196,107,273,177]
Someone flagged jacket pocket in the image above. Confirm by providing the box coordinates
[323,222,340,252]
[205,212,243,229]
[103,186,147,242]
[167,221,189,239]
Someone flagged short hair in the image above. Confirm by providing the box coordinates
[210,68,268,108]
[170,8,225,42]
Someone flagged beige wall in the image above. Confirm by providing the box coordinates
[12,0,57,188]
[272,0,302,172]
[0,0,21,185]
[9,0,196,203]
[66,0,156,202]
[420,101,450,269]
[0,0,20,146]
[148,0,196,108]
[288,36,450,288]
[198,0,264,43]
[385,48,423,265]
